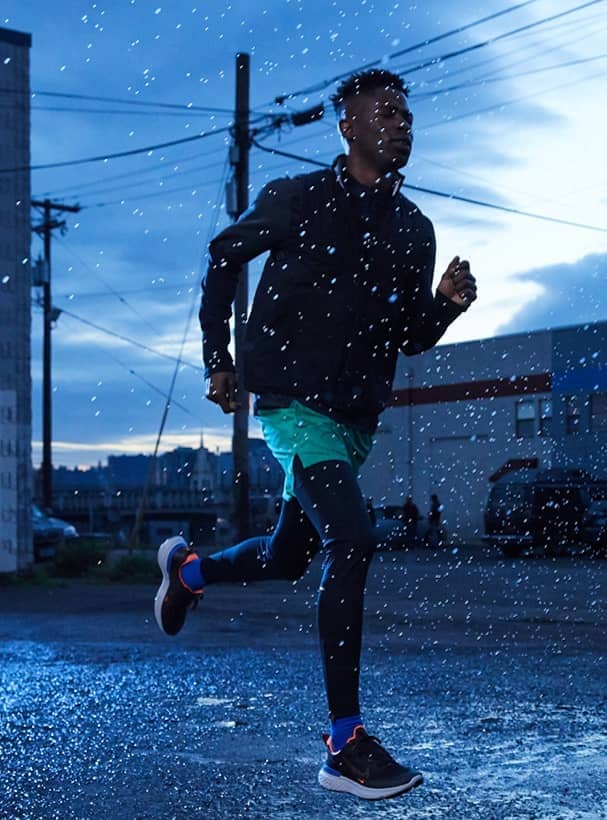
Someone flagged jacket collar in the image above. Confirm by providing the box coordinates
[332,154,404,198]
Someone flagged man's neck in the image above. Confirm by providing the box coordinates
[345,155,399,192]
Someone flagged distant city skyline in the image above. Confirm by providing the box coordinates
[44,438,284,508]
[1,0,605,468]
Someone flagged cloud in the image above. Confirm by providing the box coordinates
[495,253,607,335]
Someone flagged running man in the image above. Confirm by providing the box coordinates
[154,68,477,800]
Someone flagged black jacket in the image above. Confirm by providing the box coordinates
[200,156,464,431]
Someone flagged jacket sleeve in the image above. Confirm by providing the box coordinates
[400,218,465,357]
[200,177,296,377]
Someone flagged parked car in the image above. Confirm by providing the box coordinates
[31,504,79,561]
[582,499,607,554]
[47,513,79,540]
[484,468,593,557]
[32,504,64,561]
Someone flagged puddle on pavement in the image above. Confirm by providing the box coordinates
[196,696,232,706]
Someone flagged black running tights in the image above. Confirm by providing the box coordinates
[200,456,376,720]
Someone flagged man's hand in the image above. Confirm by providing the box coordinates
[206,371,240,414]
[437,256,477,309]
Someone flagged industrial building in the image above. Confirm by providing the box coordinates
[359,320,607,544]
[0,27,31,572]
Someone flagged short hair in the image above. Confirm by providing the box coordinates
[330,69,408,116]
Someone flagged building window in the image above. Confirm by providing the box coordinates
[591,393,607,433]
[539,398,552,437]
[565,395,582,435]
[515,399,535,438]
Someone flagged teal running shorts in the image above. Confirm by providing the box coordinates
[256,400,374,501]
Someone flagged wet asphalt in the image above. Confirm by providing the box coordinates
[0,545,606,820]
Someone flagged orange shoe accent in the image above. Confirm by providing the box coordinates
[327,723,365,754]
[345,724,365,745]
[178,553,204,595]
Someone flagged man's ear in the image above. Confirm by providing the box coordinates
[339,117,353,143]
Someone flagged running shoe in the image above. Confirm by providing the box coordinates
[154,536,203,636]
[318,726,423,800]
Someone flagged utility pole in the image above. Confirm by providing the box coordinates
[224,56,323,540]
[32,199,80,510]
[407,367,414,502]
[226,52,251,541]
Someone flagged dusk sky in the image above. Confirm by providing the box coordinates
[2,0,606,468]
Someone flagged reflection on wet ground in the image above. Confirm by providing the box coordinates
[1,639,605,819]
[1,550,605,818]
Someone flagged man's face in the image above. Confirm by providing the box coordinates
[340,86,413,173]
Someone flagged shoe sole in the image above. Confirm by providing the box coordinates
[318,766,423,800]
[154,536,188,635]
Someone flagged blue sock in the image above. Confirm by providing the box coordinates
[330,714,363,752]
[179,555,205,592]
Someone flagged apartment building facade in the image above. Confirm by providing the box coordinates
[0,27,31,572]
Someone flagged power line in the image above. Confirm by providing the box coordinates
[45,165,229,403]
[0,86,237,114]
[56,283,196,299]
[395,0,606,78]
[271,0,544,102]
[24,105,232,118]
[61,155,230,201]
[55,307,204,372]
[84,178,220,208]
[46,168,230,452]
[393,5,606,88]
[70,66,601,213]
[52,234,162,336]
[420,64,607,129]
[69,59,606,214]
[271,0,604,111]
[413,152,566,211]
[81,146,326,209]
[76,123,335,208]
[33,107,281,199]
[250,138,607,234]
[413,51,607,98]
[88,344,196,418]
[43,38,596,214]
[34,144,228,199]
[0,125,233,174]
[37,122,316,200]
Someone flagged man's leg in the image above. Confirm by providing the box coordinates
[291,456,424,800]
[154,496,321,636]
[201,497,320,583]
[291,456,376,722]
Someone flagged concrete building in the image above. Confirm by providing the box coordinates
[359,321,607,545]
[106,453,151,489]
[0,27,31,572]
[48,439,283,544]
[191,436,215,495]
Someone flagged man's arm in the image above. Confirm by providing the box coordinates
[199,177,296,378]
[401,222,476,356]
